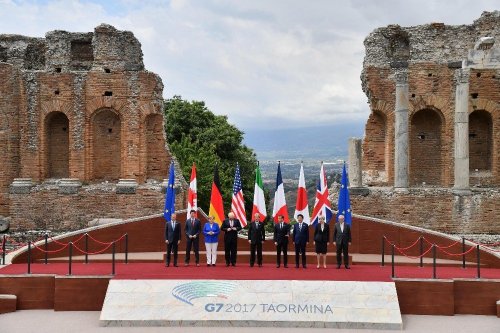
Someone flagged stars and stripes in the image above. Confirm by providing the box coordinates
[231,163,247,226]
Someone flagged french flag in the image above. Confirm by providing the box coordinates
[272,162,289,223]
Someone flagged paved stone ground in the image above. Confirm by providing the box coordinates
[0,310,498,333]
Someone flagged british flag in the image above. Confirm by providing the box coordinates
[231,163,247,226]
[310,162,333,225]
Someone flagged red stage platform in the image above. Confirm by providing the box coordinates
[1,262,500,281]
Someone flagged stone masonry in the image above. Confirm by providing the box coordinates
[0,24,186,230]
[351,11,500,233]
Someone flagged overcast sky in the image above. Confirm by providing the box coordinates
[0,0,498,130]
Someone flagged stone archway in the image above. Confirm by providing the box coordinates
[45,112,69,178]
[91,109,121,181]
[410,108,444,186]
[469,110,492,172]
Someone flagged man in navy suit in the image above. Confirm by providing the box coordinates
[333,214,352,269]
[221,212,242,266]
[274,215,290,268]
[292,214,309,268]
[248,213,266,267]
[165,213,181,267]
[185,209,201,266]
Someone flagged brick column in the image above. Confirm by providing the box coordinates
[453,69,470,194]
[394,70,409,191]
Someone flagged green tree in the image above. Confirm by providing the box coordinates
[164,96,258,220]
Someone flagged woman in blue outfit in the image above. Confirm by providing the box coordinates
[203,216,220,266]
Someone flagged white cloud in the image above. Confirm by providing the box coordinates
[0,0,498,129]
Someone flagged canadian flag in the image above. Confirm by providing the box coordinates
[294,163,310,224]
[186,163,197,218]
[272,162,289,223]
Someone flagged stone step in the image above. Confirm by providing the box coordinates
[0,294,16,314]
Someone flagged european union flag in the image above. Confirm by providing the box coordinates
[337,162,352,225]
[163,162,176,222]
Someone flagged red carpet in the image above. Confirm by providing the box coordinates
[1,263,499,281]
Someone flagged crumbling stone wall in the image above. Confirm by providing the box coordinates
[355,11,500,234]
[361,11,500,187]
[0,24,185,229]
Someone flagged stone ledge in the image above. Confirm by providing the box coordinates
[9,178,34,194]
[58,179,82,195]
[116,179,138,194]
[0,294,16,314]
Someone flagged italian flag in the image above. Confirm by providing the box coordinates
[251,165,266,222]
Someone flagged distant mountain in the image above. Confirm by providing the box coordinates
[242,122,365,161]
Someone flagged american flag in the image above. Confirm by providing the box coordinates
[231,163,247,226]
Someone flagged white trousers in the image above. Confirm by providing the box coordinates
[205,242,218,264]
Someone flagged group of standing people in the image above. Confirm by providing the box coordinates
[165,211,352,269]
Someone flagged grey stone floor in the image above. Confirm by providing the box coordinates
[0,310,498,333]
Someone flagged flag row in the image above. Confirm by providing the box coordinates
[164,161,352,227]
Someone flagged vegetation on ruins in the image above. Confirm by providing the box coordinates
[164,96,261,219]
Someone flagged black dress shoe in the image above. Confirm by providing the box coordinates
[276,265,280,268]
[166,264,170,267]
[345,265,350,269]
[226,263,230,267]
[207,264,210,267]
[284,265,288,268]
[174,264,178,267]
[250,264,254,267]
[231,263,236,267]
[258,264,262,267]
[303,265,307,269]
[212,264,216,267]
[295,265,299,268]
[336,265,341,269]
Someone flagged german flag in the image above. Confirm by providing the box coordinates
[208,165,225,225]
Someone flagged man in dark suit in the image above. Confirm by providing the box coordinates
[333,214,352,269]
[165,213,181,267]
[274,215,290,268]
[248,213,266,267]
[221,212,242,266]
[292,214,309,268]
[185,209,201,266]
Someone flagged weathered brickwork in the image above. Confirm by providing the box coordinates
[351,188,500,234]
[0,24,186,229]
[356,12,500,233]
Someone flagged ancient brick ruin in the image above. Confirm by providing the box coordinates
[0,24,185,230]
[349,11,500,234]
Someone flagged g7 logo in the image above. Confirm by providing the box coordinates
[204,303,223,312]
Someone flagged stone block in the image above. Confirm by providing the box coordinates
[0,294,17,314]
[57,178,82,195]
[9,179,34,194]
[116,179,138,194]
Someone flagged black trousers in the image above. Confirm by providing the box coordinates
[166,242,178,266]
[276,241,288,266]
[295,242,307,267]
[185,237,200,264]
[224,237,238,265]
[336,242,349,266]
[250,242,263,266]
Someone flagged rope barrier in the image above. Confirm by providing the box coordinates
[385,237,421,251]
[72,242,114,255]
[423,237,461,249]
[87,233,126,245]
[32,242,69,254]
[394,244,434,259]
